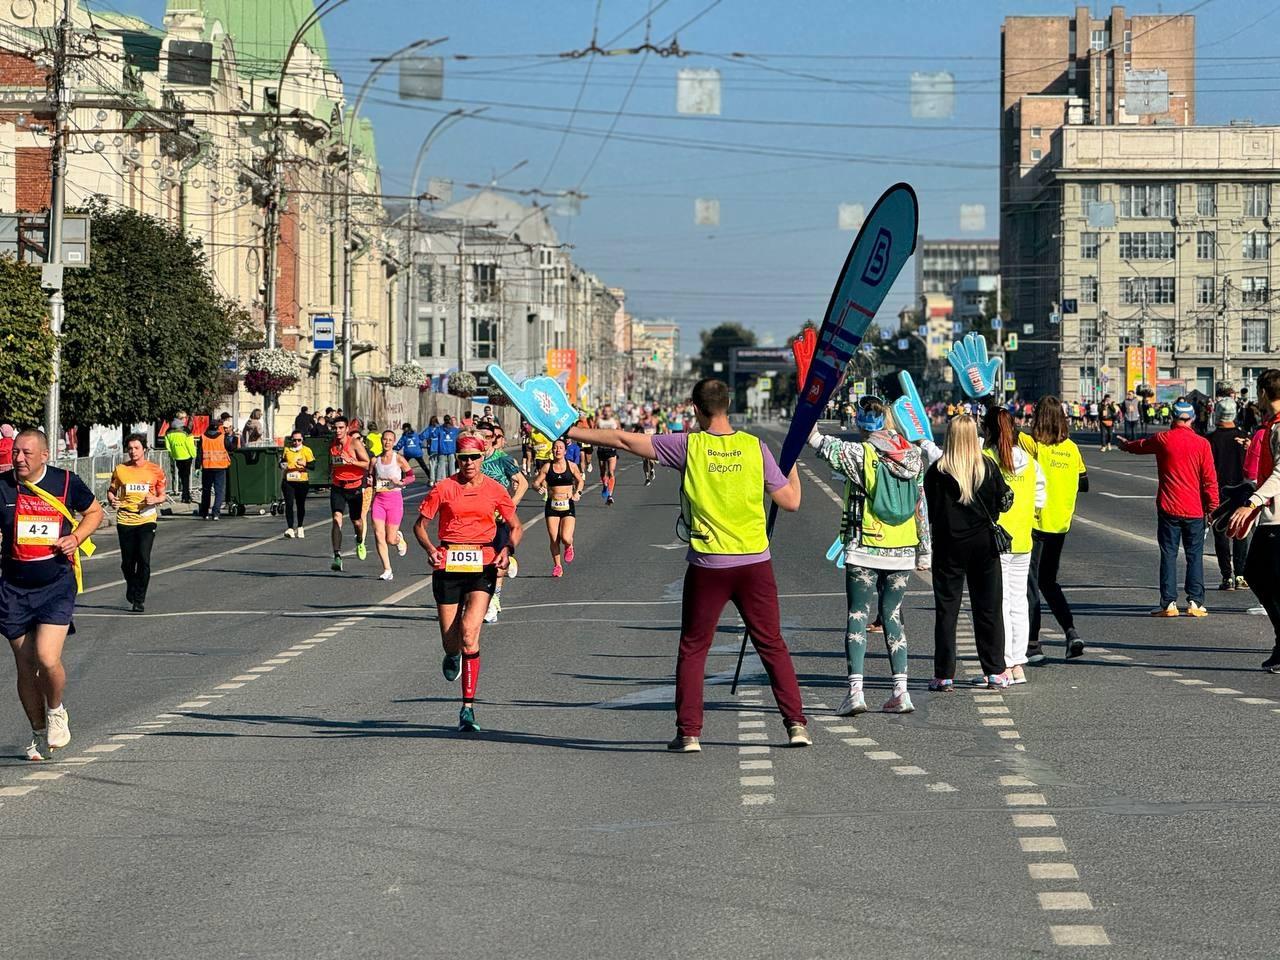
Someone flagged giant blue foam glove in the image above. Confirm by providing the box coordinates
[487,364,579,442]
[826,535,846,569]
[892,370,934,443]
[947,332,1002,399]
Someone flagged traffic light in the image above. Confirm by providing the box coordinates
[1005,333,1018,351]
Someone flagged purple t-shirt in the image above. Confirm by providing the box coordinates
[650,431,787,568]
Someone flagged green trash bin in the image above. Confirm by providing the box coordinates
[227,446,285,516]
[302,437,332,493]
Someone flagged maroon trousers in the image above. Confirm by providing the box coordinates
[676,559,807,737]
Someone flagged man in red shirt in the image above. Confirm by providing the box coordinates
[414,433,522,732]
[1119,400,1219,617]
[0,424,15,475]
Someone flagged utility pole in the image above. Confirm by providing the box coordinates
[1220,275,1231,386]
[43,0,71,448]
[456,226,467,375]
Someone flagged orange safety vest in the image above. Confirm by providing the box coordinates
[202,432,230,469]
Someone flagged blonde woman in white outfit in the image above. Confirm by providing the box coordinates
[982,407,1046,684]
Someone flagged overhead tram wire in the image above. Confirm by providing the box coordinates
[537,0,604,191]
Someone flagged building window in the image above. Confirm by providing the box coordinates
[1117,318,1139,349]
[1196,324,1217,353]
[1091,29,1108,51]
[1068,21,1077,56]
[1196,277,1216,305]
[1243,318,1269,353]
[1080,317,1099,344]
[1243,231,1269,260]
[1068,61,1077,82]
[1196,184,1216,217]
[1119,231,1176,259]
[1030,126,1042,138]
[1197,231,1216,260]
[1080,232,1100,259]
[1080,184,1099,215]
[1123,29,1132,53]
[416,313,435,357]
[1030,148,1042,162]
[1121,277,1175,305]
[1241,276,1270,304]
[1120,183,1175,218]
[1244,183,1270,218]
[1080,275,1099,303]
[471,263,498,303]
[469,316,498,359]
[1149,319,1174,352]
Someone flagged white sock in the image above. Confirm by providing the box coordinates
[892,675,908,698]
[848,674,863,694]
[48,704,63,714]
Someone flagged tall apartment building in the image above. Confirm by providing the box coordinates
[1001,6,1196,396]
[916,238,999,295]
[1030,125,1280,400]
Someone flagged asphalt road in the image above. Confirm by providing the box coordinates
[1,424,1275,959]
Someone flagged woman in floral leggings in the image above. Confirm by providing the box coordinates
[809,397,931,715]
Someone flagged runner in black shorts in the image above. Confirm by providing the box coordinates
[533,438,584,578]
[414,434,522,733]
[596,404,620,505]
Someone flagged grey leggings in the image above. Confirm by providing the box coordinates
[845,565,912,677]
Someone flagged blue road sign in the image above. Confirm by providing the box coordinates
[313,316,335,351]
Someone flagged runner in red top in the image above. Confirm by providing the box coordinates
[328,416,370,572]
[414,433,522,733]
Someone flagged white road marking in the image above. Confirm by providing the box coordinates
[927,782,957,793]
[980,706,1012,715]
[1173,678,1210,685]
[0,785,39,797]
[262,659,291,665]
[1204,687,1243,695]
[1006,793,1048,806]
[230,674,260,682]
[865,751,902,761]
[1013,814,1057,829]
[110,734,144,741]
[998,730,1022,740]
[216,683,246,691]
[738,732,768,741]
[1040,893,1094,911]
[891,765,926,776]
[1000,775,1035,787]
[84,743,124,754]
[738,746,770,755]
[741,794,774,806]
[843,737,878,746]
[23,770,65,781]
[175,700,211,709]
[247,666,275,673]
[1029,864,1080,880]
[1050,925,1111,946]
[1237,697,1278,705]
[738,721,766,729]
[740,776,775,787]
[1020,837,1068,853]
[739,760,772,770]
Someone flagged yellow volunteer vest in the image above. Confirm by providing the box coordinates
[1019,435,1083,534]
[858,445,918,549]
[986,449,1036,554]
[681,431,768,555]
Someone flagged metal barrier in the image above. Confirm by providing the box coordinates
[53,450,174,504]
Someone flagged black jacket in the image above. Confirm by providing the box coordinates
[924,459,1013,546]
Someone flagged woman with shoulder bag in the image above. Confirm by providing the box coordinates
[924,415,1014,691]
[983,408,1046,685]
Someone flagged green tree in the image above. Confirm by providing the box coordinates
[0,256,55,425]
[59,202,241,427]
[697,322,757,378]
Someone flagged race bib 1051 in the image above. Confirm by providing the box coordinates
[444,546,483,573]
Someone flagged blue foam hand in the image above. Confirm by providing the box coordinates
[487,364,579,441]
[947,331,1002,399]
[892,371,934,443]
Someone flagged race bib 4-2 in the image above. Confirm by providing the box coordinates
[17,515,58,545]
[444,546,483,573]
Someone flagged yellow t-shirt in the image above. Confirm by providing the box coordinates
[531,430,553,461]
[110,462,166,526]
[1019,434,1085,534]
[281,445,315,483]
[366,433,383,457]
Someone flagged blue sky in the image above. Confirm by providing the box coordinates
[105,0,1280,352]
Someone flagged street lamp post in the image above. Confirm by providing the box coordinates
[339,37,446,414]
[403,107,486,367]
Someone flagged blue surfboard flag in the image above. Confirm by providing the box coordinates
[778,184,919,474]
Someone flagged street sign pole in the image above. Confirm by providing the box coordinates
[43,0,71,450]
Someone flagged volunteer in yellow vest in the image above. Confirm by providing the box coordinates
[106,434,167,613]
[1,430,102,761]
[279,430,315,539]
[810,397,931,715]
[567,378,810,753]
[1019,396,1089,662]
[163,414,197,504]
[197,416,233,520]
[329,416,371,571]
[982,408,1046,684]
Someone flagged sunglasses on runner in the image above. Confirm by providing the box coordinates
[456,453,483,462]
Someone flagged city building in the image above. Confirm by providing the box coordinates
[1001,5,1198,396]
[915,238,999,296]
[1026,124,1280,399]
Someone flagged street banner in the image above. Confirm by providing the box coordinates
[486,364,579,442]
[947,332,1002,399]
[892,370,934,443]
[1125,346,1156,393]
[546,349,579,402]
[778,182,919,475]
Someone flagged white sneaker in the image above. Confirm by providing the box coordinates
[836,686,867,717]
[396,536,408,558]
[378,570,394,581]
[46,705,70,750]
[507,556,518,579]
[25,731,49,762]
[483,600,498,624]
[296,527,305,539]
[284,528,296,539]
